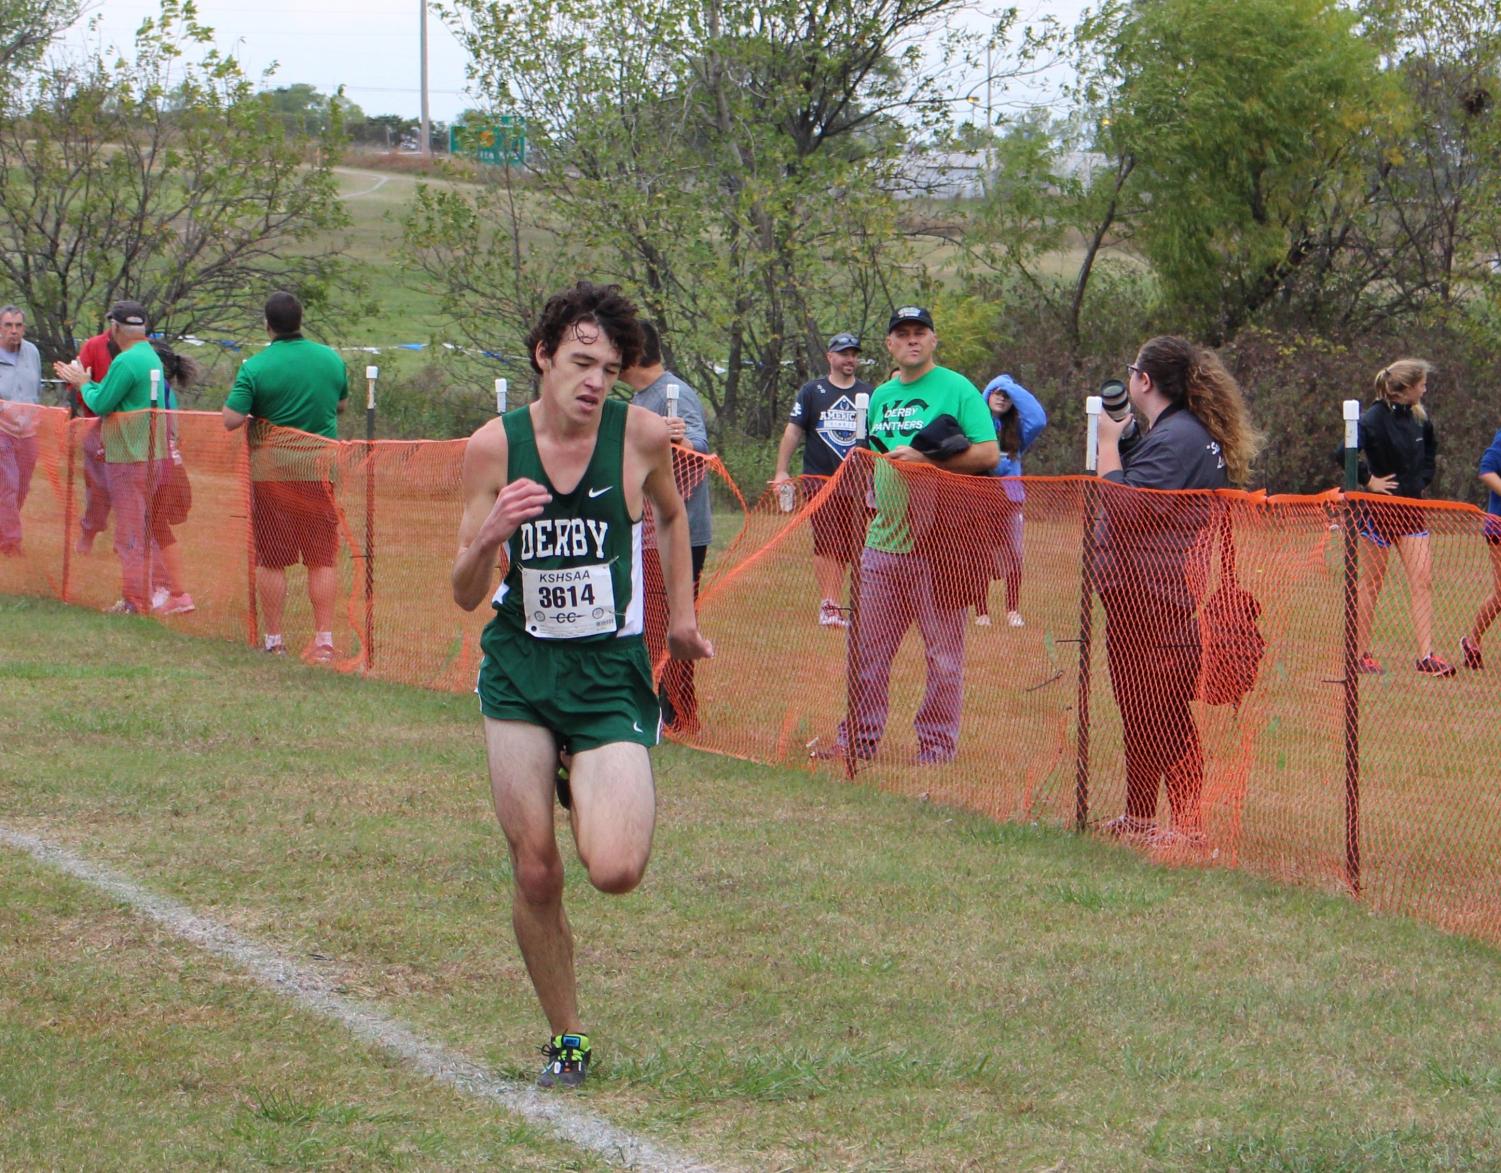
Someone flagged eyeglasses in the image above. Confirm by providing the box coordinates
[1126,363,1143,377]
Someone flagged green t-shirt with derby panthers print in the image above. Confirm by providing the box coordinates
[864,364,992,555]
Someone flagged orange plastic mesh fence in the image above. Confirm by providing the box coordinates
[1,408,745,692]
[688,450,1501,942]
[4,412,1500,942]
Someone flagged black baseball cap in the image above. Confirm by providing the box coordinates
[106,300,149,328]
[827,332,861,353]
[887,305,934,332]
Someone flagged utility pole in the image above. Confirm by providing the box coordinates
[419,0,432,160]
[985,42,994,182]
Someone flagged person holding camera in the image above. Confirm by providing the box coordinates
[1094,336,1261,845]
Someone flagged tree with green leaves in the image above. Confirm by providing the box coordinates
[1100,0,1395,342]
[413,0,1015,437]
[1307,0,1501,330]
[0,0,77,81]
[0,1,349,363]
[262,82,365,139]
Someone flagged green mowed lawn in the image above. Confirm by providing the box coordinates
[3,594,1501,1169]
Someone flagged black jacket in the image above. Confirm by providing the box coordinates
[1340,400,1436,499]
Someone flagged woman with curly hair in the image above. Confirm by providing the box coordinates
[1094,335,1262,846]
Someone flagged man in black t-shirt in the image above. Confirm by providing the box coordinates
[772,333,874,626]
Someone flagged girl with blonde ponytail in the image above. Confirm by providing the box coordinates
[1346,358,1452,676]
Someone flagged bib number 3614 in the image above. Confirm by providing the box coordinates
[522,564,616,639]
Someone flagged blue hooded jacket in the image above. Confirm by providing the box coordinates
[982,373,1048,500]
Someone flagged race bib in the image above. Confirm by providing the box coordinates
[521,563,617,639]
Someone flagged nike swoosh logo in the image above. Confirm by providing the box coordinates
[588,486,612,498]
[632,720,643,733]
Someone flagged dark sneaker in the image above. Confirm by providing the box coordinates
[806,736,874,763]
[1356,651,1383,675]
[1462,636,1484,671]
[537,1032,591,1089]
[1416,653,1456,678]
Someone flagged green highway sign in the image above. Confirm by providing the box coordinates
[450,117,526,166]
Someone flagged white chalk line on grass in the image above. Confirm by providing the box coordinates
[0,825,721,1173]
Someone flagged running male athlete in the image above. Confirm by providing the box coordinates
[452,282,713,1089]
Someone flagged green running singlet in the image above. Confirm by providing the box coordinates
[476,398,659,749]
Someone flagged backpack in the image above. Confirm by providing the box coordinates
[1196,511,1266,709]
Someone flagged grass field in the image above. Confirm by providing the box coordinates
[5,594,1501,1169]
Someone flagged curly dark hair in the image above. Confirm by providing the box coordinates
[524,282,644,374]
[1135,335,1263,486]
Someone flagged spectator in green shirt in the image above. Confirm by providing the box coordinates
[828,306,998,766]
[54,301,169,614]
[223,291,348,662]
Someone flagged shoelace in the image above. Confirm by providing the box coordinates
[540,1042,585,1068]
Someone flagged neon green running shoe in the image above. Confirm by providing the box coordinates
[537,1032,591,1089]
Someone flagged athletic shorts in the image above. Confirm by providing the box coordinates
[476,618,661,751]
[1355,500,1428,549]
[808,488,866,562]
[253,480,340,569]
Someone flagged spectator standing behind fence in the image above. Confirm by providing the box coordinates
[1460,425,1501,670]
[771,332,874,628]
[1339,359,1454,677]
[142,341,196,616]
[827,305,999,765]
[222,291,348,663]
[620,321,710,734]
[975,373,1047,628]
[1094,336,1260,846]
[53,301,167,615]
[71,318,119,554]
[0,305,41,557]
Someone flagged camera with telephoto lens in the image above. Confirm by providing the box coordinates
[1098,377,1137,441]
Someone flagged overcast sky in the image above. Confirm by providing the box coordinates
[58,1,1092,127]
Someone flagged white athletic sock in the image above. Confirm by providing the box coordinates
[315,631,333,647]
[264,634,284,650]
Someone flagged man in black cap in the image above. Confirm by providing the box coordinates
[54,301,169,614]
[771,331,874,626]
[825,305,997,765]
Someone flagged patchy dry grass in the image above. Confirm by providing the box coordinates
[3,594,1501,1169]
